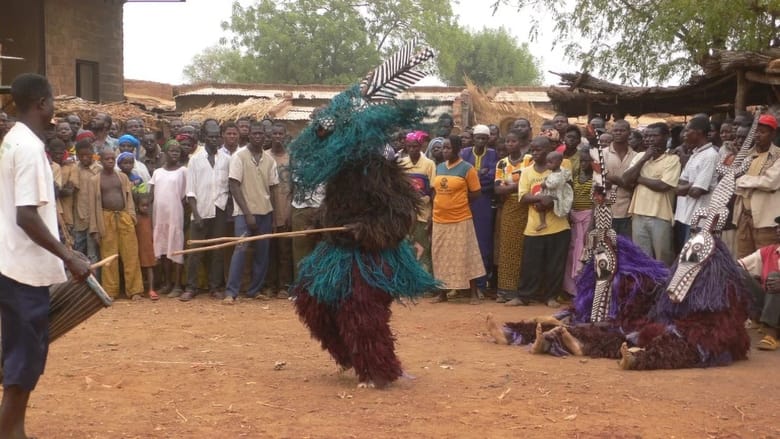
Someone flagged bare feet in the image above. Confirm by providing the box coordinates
[485,314,507,345]
[532,316,563,326]
[618,342,635,370]
[559,326,583,356]
[357,381,376,389]
[530,323,547,354]
[430,293,447,304]
[535,222,548,232]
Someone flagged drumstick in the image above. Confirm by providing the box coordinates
[90,254,119,269]
[173,226,350,256]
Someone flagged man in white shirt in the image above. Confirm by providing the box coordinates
[0,73,91,439]
[674,117,719,252]
[181,120,232,301]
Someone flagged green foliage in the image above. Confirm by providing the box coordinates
[443,27,542,86]
[219,0,379,84]
[183,0,543,87]
[493,0,780,84]
[183,45,259,83]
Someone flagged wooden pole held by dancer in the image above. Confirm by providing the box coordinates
[173,226,350,256]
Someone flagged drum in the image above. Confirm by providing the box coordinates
[49,275,113,343]
[0,275,112,383]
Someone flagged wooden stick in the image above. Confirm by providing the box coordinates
[173,226,349,256]
[187,226,349,246]
[90,254,118,269]
[187,235,246,245]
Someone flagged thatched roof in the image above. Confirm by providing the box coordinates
[53,96,162,126]
[466,79,547,133]
[180,97,286,123]
[547,49,780,117]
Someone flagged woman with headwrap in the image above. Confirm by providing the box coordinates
[175,133,195,166]
[399,130,436,273]
[117,134,152,182]
[426,137,445,165]
[117,151,146,193]
[459,124,499,294]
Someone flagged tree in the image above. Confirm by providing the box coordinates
[183,45,260,83]
[493,0,780,84]
[443,27,542,87]
[184,0,458,85]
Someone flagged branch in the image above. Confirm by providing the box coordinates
[375,17,403,53]
[615,0,690,41]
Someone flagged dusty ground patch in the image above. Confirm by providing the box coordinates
[25,297,780,438]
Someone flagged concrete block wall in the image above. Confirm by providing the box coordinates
[44,0,124,102]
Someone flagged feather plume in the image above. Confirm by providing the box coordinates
[361,39,435,101]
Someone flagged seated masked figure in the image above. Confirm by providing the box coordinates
[487,155,668,358]
[618,113,762,370]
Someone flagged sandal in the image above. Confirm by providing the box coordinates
[149,290,160,301]
[757,335,778,351]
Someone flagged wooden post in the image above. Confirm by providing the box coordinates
[586,98,593,121]
[735,69,748,111]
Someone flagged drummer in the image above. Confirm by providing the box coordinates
[0,73,91,439]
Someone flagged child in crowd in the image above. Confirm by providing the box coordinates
[89,147,144,300]
[73,139,103,265]
[149,141,187,297]
[536,151,573,231]
[117,152,145,193]
[134,192,158,300]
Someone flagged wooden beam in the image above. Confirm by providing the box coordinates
[745,70,780,85]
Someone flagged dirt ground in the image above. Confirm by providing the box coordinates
[24,295,780,438]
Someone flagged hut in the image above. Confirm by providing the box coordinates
[547,48,780,119]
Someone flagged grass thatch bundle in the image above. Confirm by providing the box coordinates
[465,78,546,134]
[54,96,159,127]
[181,97,285,123]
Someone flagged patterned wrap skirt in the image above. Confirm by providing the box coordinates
[431,219,486,290]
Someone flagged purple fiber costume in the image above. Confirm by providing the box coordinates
[460,147,498,288]
[619,113,762,370]
[625,239,750,369]
[501,236,667,358]
[499,144,668,358]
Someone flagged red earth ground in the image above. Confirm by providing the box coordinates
[23,295,780,438]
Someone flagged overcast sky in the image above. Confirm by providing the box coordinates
[123,0,573,86]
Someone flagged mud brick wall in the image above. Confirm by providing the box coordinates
[44,0,124,102]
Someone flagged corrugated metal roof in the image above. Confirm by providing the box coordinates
[177,87,464,101]
[177,87,277,98]
[277,106,316,121]
[493,90,550,102]
[178,86,550,104]
[275,104,455,122]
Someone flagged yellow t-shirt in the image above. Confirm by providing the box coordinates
[495,154,532,200]
[518,161,572,236]
[432,159,481,224]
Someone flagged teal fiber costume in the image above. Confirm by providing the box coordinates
[289,41,439,388]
